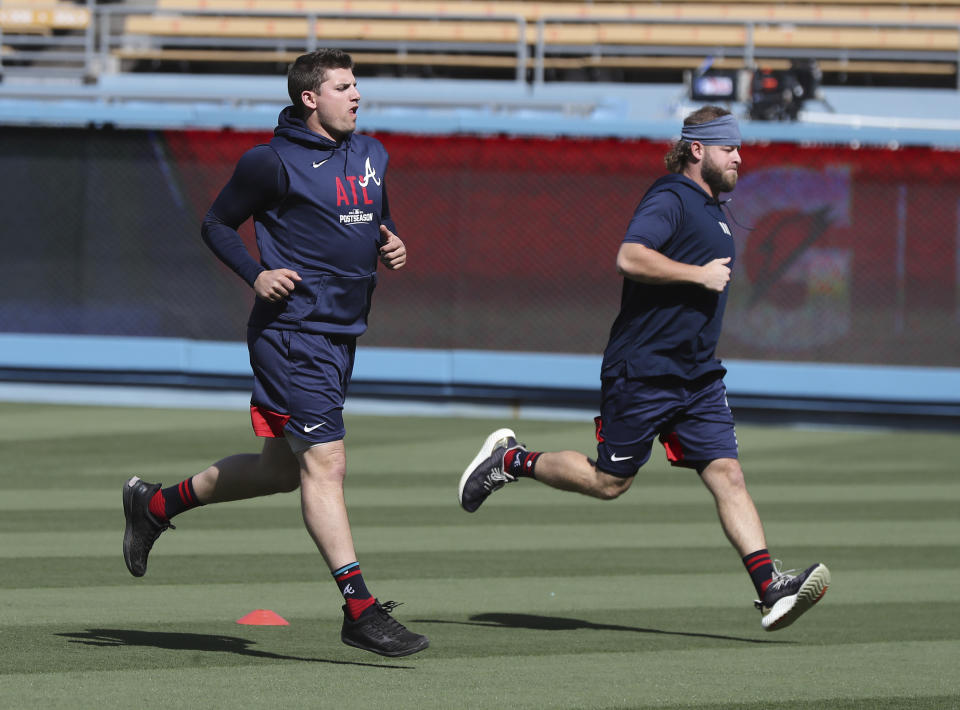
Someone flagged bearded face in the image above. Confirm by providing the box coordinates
[700,145,740,194]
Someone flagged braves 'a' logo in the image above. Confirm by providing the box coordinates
[358,157,381,188]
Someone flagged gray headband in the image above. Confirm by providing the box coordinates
[680,114,742,147]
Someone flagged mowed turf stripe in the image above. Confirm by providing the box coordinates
[8,464,959,490]
[5,544,958,590]
[3,600,958,675]
[0,641,957,709]
[3,519,959,559]
[7,499,958,533]
[5,482,960,511]
[2,568,958,627]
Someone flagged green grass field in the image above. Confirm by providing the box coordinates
[1,401,959,709]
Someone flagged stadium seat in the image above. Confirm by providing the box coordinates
[4,0,958,84]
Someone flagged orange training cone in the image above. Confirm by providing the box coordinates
[236,609,290,626]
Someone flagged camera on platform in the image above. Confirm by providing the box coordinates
[687,59,823,122]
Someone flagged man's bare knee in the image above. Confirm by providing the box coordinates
[298,440,348,488]
[700,458,748,497]
[594,472,634,500]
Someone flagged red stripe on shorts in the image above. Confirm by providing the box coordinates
[661,431,684,462]
[250,406,291,438]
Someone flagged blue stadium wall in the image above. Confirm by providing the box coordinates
[1,78,958,423]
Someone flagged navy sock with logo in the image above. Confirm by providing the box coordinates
[333,562,376,620]
[149,476,204,521]
[743,549,775,598]
[504,447,541,479]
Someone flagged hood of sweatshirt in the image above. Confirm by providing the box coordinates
[273,106,353,172]
[644,172,724,205]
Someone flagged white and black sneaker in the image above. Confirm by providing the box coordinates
[755,561,831,631]
[340,600,429,657]
[458,428,521,513]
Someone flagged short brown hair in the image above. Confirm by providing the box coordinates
[664,105,733,173]
[287,49,354,113]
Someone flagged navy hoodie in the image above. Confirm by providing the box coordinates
[203,107,394,337]
[601,173,736,381]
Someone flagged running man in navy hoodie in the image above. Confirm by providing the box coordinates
[459,106,830,632]
[122,49,428,657]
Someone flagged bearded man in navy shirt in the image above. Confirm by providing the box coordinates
[121,49,428,657]
[459,106,830,632]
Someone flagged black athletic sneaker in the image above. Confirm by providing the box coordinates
[755,562,830,631]
[457,428,522,513]
[122,476,174,577]
[340,600,430,657]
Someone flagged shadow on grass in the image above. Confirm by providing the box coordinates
[55,629,413,669]
[417,613,788,645]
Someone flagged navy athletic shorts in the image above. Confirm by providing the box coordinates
[594,372,739,477]
[247,328,355,445]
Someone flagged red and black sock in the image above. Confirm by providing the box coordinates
[333,562,376,620]
[743,549,775,597]
[148,477,204,522]
[504,447,541,479]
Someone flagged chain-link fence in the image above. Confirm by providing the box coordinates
[2,125,958,367]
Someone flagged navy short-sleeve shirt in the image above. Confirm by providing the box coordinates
[601,173,736,381]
